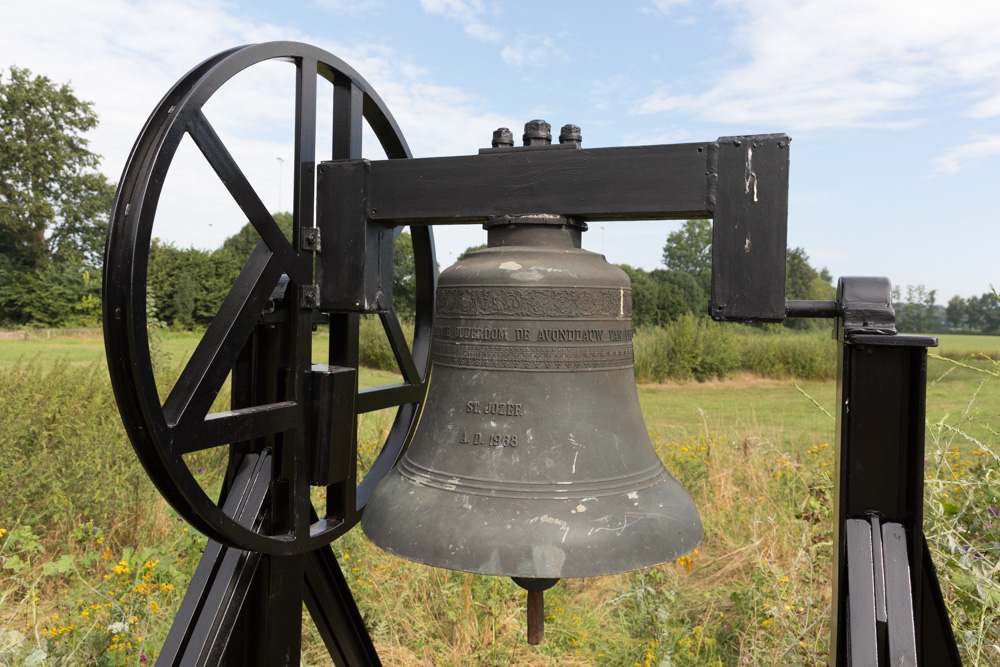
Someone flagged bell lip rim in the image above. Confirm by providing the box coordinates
[359,519,705,580]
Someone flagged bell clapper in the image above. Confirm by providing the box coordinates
[512,577,559,645]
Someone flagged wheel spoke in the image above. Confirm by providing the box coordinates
[169,401,300,455]
[186,110,301,280]
[163,244,283,427]
[294,57,318,245]
[331,77,363,159]
[357,383,425,413]
[380,310,421,383]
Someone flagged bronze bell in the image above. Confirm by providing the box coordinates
[361,215,703,641]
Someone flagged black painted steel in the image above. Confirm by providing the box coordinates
[103,42,435,555]
[883,522,918,667]
[830,277,962,666]
[845,518,878,665]
[710,135,790,322]
[352,143,715,224]
[157,452,270,665]
[303,541,383,666]
[361,219,703,578]
[785,299,837,318]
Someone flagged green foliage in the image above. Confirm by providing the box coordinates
[923,358,1000,662]
[220,212,293,259]
[785,247,834,301]
[620,265,707,326]
[146,240,242,329]
[894,283,942,333]
[0,255,101,327]
[733,330,835,380]
[633,315,739,382]
[456,243,487,262]
[355,315,414,372]
[0,66,113,328]
[894,285,1000,334]
[0,66,113,270]
[632,324,836,383]
[392,231,417,322]
[662,219,712,293]
[785,248,835,331]
[964,289,1000,334]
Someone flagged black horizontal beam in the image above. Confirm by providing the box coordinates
[351,142,716,224]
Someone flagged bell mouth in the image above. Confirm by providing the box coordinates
[484,214,587,249]
[361,462,703,579]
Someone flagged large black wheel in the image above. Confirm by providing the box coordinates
[103,42,435,555]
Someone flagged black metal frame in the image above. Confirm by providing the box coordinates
[827,277,961,666]
[103,42,962,665]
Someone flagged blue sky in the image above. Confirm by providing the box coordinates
[3,0,999,301]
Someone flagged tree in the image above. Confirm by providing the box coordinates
[0,66,114,271]
[784,247,835,330]
[619,265,658,327]
[661,219,712,292]
[966,291,1000,334]
[392,231,417,321]
[786,247,835,301]
[456,243,487,262]
[221,212,294,260]
[651,269,706,322]
[945,295,967,331]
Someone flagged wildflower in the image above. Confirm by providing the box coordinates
[989,507,998,518]
[0,528,7,537]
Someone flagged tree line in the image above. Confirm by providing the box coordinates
[1,66,996,334]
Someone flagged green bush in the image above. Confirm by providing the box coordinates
[632,319,836,383]
[734,329,836,380]
[357,315,414,373]
[0,360,154,543]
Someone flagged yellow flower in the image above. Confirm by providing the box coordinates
[0,528,7,537]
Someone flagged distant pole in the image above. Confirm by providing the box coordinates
[277,157,285,212]
[601,226,605,254]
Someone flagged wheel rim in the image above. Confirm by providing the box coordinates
[103,42,435,554]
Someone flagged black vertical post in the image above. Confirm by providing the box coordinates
[830,277,961,666]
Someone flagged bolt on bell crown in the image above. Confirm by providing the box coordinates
[361,214,703,580]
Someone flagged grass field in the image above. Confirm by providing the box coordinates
[1,330,998,665]
[931,333,1000,359]
[3,328,995,453]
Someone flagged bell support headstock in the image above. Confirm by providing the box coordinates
[317,133,791,322]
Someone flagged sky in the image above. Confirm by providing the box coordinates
[2,0,999,301]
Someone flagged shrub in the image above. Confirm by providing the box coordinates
[633,320,832,383]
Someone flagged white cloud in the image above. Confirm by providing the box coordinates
[419,0,501,43]
[0,0,514,251]
[500,33,566,67]
[934,136,1000,173]
[634,0,1000,132]
[589,76,634,111]
[966,92,1000,119]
